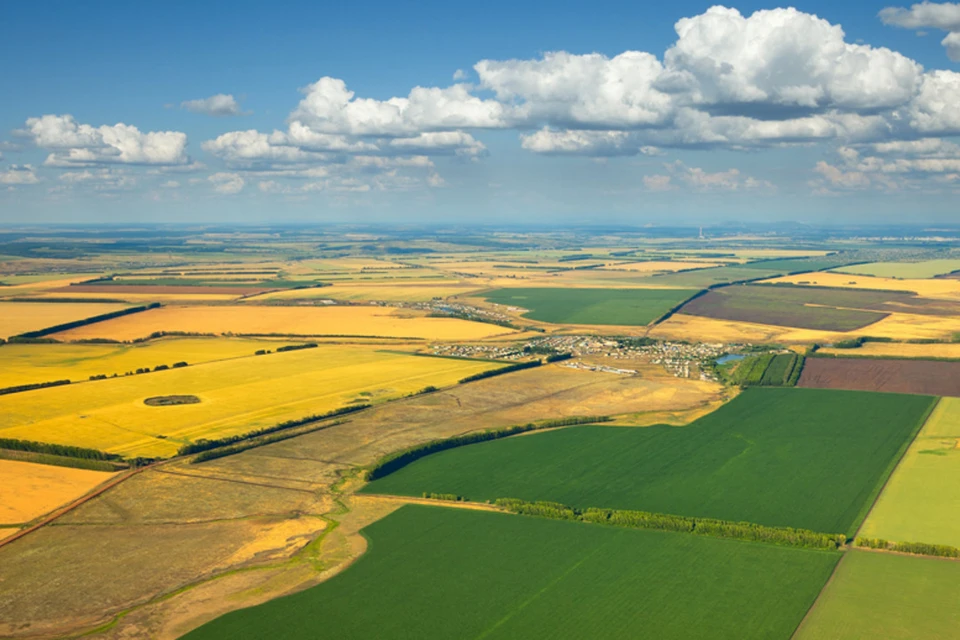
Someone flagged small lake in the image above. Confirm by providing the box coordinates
[715,354,746,365]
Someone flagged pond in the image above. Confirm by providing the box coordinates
[715,354,745,365]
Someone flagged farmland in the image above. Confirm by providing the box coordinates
[364,388,934,534]
[184,505,838,640]
[832,259,960,279]
[858,398,960,547]
[819,342,960,359]
[796,550,960,640]
[0,459,115,524]
[798,357,960,397]
[481,287,695,325]
[0,301,130,339]
[0,345,502,457]
[761,271,960,301]
[50,304,515,342]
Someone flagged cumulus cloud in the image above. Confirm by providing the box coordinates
[208,172,245,194]
[0,165,39,185]
[881,2,960,60]
[21,115,189,166]
[181,94,246,116]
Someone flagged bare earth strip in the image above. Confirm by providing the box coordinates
[0,363,723,639]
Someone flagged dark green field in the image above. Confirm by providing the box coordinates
[634,258,850,288]
[481,287,695,325]
[184,506,839,640]
[364,389,934,534]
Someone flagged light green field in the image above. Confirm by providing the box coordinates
[858,397,960,547]
[0,337,286,388]
[796,550,960,639]
[832,259,960,279]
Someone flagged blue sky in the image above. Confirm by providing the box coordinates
[2,0,959,224]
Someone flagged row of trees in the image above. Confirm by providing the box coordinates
[15,302,161,339]
[856,537,960,558]
[0,379,70,396]
[364,415,611,481]
[495,498,847,551]
[179,403,370,456]
[276,343,319,353]
[191,418,350,463]
[458,359,542,384]
[0,437,122,461]
[421,492,464,502]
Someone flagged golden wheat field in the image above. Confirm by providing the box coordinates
[0,345,501,458]
[761,272,960,300]
[50,305,515,342]
[256,281,482,302]
[648,313,843,344]
[819,342,960,358]
[0,337,287,388]
[599,260,723,272]
[0,302,131,339]
[0,459,116,524]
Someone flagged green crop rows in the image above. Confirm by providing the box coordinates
[481,287,696,325]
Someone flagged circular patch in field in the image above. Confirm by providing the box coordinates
[144,395,201,407]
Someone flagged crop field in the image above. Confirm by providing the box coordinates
[49,305,514,342]
[798,357,960,397]
[819,342,960,359]
[796,550,960,639]
[0,337,285,388]
[858,398,960,547]
[630,257,846,289]
[0,459,115,524]
[481,287,695,325]
[0,301,130,339]
[258,281,482,302]
[597,260,723,272]
[184,505,838,640]
[832,259,960,279]
[0,345,501,458]
[364,388,934,534]
[762,271,960,301]
[679,284,960,331]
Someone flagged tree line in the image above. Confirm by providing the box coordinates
[0,379,71,396]
[495,498,847,551]
[0,437,122,461]
[364,415,611,481]
[458,359,542,384]
[856,537,960,558]
[15,302,161,339]
[191,418,350,463]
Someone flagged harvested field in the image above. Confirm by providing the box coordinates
[258,281,481,302]
[481,287,696,325]
[184,505,838,640]
[832,259,960,279]
[798,357,960,397]
[50,305,514,342]
[365,388,935,535]
[650,313,842,344]
[859,398,960,547]
[762,271,960,301]
[0,345,502,457]
[820,342,960,359]
[598,260,723,272]
[0,301,130,339]
[796,550,960,640]
[680,284,960,331]
[58,284,270,296]
[0,459,116,524]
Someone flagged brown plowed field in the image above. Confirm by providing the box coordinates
[797,357,960,397]
[57,285,269,295]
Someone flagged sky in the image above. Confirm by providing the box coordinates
[1,0,959,225]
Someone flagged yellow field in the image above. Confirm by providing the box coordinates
[833,259,960,279]
[820,342,960,359]
[598,260,723,272]
[256,281,483,303]
[30,291,242,303]
[0,275,104,300]
[0,345,502,457]
[0,459,116,524]
[51,305,515,342]
[854,313,960,341]
[0,302,130,339]
[0,337,288,388]
[761,272,960,301]
[649,313,841,344]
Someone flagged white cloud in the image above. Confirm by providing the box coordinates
[0,165,39,185]
[208,172,245,194]
[643,174,673,191]
[202,130,321,165]
[22,115,189,166]
[160,180,180,188]
[660,160,775,191]
[881,2,960,60]
[56,168,136,190]
[181,94,246,116]
[386,131,487,157]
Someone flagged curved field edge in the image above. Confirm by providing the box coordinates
[182,505,840,640]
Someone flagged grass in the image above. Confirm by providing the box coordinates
[364,388,935,534]
[0,301,130,339]
[760,354,797,386]
[50,305,514,342]
[832,259,960,279]
[795,550,960,639]
[481,287,696,325]
[183,505,839,640]
[0,345,501,458]
[858,398,960,547]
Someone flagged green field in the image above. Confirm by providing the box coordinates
[832,259,960,279]
[759,354,799,386]
[364,389,934,534]
[481,287,695,325]
[858,398,960,547]
[635,258,850,288]
[184,505,839,640]
[796,550,960,639]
